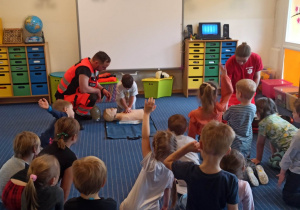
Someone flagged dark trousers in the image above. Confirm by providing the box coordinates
[282,170,300,208]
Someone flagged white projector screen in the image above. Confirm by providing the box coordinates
[77,0,183,70]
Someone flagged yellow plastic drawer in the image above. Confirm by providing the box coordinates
[188,66,203,77]
[0,47,7,53]
[0,85,12,97]
[188,60,204,65]
[189,42,204,48]
[0,54,8,59]
[188,77,203,89]
[188,54,204,59]
[0,72,11,84]
[189,48,204,53]
[0,60,8,65]
[0,66,9,72]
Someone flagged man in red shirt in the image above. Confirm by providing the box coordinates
[225,42,263,106]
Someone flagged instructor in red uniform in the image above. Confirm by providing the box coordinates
[55,51,111,120]
[225,42,263,106]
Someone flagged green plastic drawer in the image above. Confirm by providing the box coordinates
[205,59,219,65]
[10,66,28,72]
[205,66,219,77]
[11,72,29,84]
[206,42,220,48]
[10,59,27,66]
[9,53,26,60]
[205,48,220,54]
[8,47,25,53]
[13,84,30,96]
[204,77,219,84]
[205,54,219,59]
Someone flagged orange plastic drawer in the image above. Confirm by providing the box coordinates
[188,60,204,65]
[189,48,204,53]
[188,77,203,89]
[188,54,204,59]
[0,85,12,97]
[188,66,203,77]
[0,66,9,72]
[0,60,8,65]
[0,72,11,84]
[189,42,204,48]
[0,54,8,59]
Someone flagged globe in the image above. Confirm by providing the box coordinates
[24,16,43,34]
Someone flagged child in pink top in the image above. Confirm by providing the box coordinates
[188,64,233,139]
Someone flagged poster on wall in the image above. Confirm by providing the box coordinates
[286,0,300,44]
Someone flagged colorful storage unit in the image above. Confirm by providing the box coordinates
[261,79,293,99]
[274,86,299,108]
[99,79,119,102]
[142,76,173,98]
[0,46,12,97]
[183,39,238,97]
[286,92,299,111]
[50,72,65,103]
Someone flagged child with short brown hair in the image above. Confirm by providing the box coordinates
[0,131,40,206]
[64,156,117,210]
[164,120,239,210]
[21,154,63,210]
[38,98,75,147]
[223,79,257,158]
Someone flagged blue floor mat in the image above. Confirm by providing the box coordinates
[105,118,157,140]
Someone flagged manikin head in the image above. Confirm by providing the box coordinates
[103,108,117,121]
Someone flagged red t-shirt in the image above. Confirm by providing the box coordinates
[225,52,263,93]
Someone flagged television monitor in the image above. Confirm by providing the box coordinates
[198,22,221,40]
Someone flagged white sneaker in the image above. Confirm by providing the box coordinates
[246,166,259,187]
[256,165,269,185]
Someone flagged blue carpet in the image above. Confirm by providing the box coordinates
[0,93,299,210]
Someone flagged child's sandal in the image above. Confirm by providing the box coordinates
[256,165,269,185]
[246,166,259,187]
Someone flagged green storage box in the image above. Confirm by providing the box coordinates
[11,72,29,84]
[50,72,65,102]
[204,76,219,84]
[204,65,219,77]
[13,84,30,96]
[142,76,173,98]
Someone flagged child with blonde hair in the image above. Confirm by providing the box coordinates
[38,98,75,147]
[120,98,177,210]
[39,117,80,202]
[165,120,239,210]
[21,154,63,210]
[0,131,40,207]
[223,79,257,158]
[188,64,233,139]
[221,149,254,210]
[64,156,117,210]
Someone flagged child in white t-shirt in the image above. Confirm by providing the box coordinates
[116,74,138,113]
[120,98,177,210]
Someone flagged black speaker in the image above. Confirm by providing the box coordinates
[187,25,193,38]
[223,24,230,39]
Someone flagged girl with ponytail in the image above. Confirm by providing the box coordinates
[21,155,62,210]
[188,64,233,139]
[39,117,80,202]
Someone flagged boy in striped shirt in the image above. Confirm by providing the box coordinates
[223,79,257,158]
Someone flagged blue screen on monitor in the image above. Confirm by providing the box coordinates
[202,24,218,35]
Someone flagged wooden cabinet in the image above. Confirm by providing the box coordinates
[0,43,50,104]
[183,39,238,97]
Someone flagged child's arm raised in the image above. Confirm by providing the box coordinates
[218,63,233,110]
[142,98,156,158]
[164,141,199,170]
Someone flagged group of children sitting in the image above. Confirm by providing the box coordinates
[0,68,300,210]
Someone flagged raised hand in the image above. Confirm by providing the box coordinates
[144,97,156,114]
[219,63,227,75]
[38,98,49,110]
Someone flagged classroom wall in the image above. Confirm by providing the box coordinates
[0,0,277,92]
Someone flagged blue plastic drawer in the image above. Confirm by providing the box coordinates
[31,83,48,95]
[27,46,44,52]
[221,53,234,59]
[28,59,45,65]
[221,59,228,65]
[30,71,47,83]
[29,65,46,71]
[28,53,45,59]
[222,47,236,53]
[222,42,237,47]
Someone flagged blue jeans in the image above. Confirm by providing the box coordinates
[282,170,300,208]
